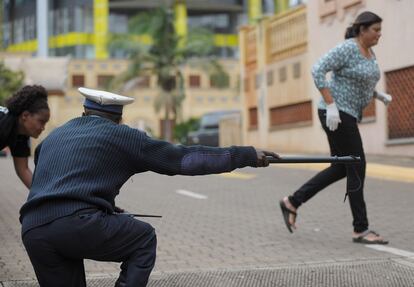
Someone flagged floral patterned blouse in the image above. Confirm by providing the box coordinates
[312,38,381,121]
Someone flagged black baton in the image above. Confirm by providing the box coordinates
[125,213,162,218]
[267,155,361,164]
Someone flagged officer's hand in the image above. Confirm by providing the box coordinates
[256,149,280,167]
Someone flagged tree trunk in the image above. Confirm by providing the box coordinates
[161,77,176,142]
[164,104,171,142]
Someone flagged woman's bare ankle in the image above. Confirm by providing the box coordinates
[283,196,296,212]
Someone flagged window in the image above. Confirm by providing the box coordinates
[270,101,313,127]
[189,75,201,88]
[72,75,85,87]
[138,76,150,88]
[279,66,287,82]
[249,107,258,128]
[267,70,274,86]
[187,14,230,32]
[109,13,128,33]
[210,74,230,88]
[244,78,250,92]
[293,62,301,79]
[99,63,108,70]
[385,66,414,139]
[255,73,261,89]
[97,75,114,89]
[3,21,10,46]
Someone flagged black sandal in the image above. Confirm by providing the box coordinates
[279,200,296,233]
[353,230,389,245]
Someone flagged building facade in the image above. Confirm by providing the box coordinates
[1,0,250,139]
[239,0,414,156]
[2,0,245,58]
[65,58,242,137]
[309,0,414,156]
[1,0,308,139]
[2,0,307,58]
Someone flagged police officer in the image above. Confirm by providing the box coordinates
[20,87,279,287]
[0,85,50,188]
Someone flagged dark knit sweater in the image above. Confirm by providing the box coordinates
[0,107,31,157]
[20,116,257,234]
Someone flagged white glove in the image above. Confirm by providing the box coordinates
[326,103,341,131]
[376,91,392,105]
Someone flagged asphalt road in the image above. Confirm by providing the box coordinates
[1,157,413,286]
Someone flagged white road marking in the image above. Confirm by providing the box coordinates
[176,189,207,199]
[217,172,256,180]
[366,245,414,258]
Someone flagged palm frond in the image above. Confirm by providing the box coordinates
[128,8,164,36]
[107,5,229,140]
[108,33,142,53]
[184,27,215,57]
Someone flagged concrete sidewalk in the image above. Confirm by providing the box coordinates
[272,154,414,183]
[366,154,414,168]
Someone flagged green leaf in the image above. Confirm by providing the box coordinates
[0,61,24,105]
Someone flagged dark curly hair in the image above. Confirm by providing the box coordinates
[5,85,49,116]
[345,11,382,39]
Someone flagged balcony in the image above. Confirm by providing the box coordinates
[266,5,307,63]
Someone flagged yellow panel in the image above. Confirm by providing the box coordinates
[49,33,94,48]
[6,40,37,52]
[174,1,187,38]
[248,0,262,23]
[214,34,238,47]
[6,32,95,52]
[94,0,109,59]
[136,35,153,45]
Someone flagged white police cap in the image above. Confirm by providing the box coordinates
[78,87,134,115]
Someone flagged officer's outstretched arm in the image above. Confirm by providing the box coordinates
[137,136,277,176]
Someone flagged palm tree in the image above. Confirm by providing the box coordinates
[108,6,227,141]
[0,61,24,105]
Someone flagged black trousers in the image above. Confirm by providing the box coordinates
[289,110,368,233]
[22,209,157,287]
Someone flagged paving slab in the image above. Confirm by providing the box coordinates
[2,258,414,287]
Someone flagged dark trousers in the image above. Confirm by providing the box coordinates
[289,110,368,233]
[22,209,157,287]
